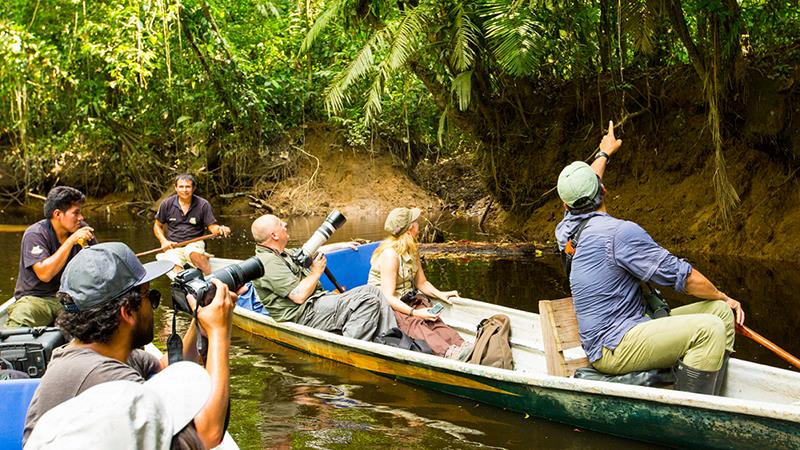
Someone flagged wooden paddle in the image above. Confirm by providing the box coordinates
[136,234,218,257]
[736,324,800,369]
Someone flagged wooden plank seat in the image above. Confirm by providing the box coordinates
[539,297,589,377]
[539,297,677,387]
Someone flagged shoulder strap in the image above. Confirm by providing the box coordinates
[262,245,304,275]
[561,217,593,278]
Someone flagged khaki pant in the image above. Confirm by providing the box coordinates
[155,241,211,269]
[592,300,735,373]
[5,295,62,328]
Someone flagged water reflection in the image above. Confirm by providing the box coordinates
[226,330,649,450]
[1,208,796,449]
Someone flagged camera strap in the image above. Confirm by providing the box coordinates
[193,301,210,364]
[260,245,302,275]
[167,308,183,365]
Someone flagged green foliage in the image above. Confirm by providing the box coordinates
[0,0,797,212]
[0,0,353,197]
[301,0,799,216]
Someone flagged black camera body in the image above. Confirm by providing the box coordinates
[171,256,265,314]
[293,210,347,268]
[400,289,419,304]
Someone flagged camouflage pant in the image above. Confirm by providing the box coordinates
[5,295,62,328]
[299,285,397,341]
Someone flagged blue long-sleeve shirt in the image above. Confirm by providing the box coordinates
[555,211,692,362]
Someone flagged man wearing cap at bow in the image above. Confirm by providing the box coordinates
[22,242,236,450]
[554,121,745,395]
[250,214,396,341]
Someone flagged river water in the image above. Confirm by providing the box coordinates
[1,208,797,449]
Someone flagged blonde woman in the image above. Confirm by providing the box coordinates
[368,207,466,357]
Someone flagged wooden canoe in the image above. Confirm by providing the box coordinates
[212,242,800,449]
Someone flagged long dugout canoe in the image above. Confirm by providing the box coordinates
[213,242,800,449]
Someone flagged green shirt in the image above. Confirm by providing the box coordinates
[252,246,326,322]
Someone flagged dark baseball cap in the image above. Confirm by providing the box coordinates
[60,242,173,311]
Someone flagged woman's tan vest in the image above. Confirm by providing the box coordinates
[368,251,417,297]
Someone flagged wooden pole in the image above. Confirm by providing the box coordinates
[27,191,47,201]
[736,324,800,369]
[136,234,218,258]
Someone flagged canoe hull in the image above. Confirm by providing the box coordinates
[233,309,800,450]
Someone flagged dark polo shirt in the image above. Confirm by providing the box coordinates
[155,194,217,242]
[14,219,97,299]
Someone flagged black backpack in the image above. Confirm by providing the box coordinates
[375,327,434,354]
[559,217,592,278]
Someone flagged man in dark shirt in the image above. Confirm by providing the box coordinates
[153,174,231,274]
[7,186,96,328]
[23,242,237,450]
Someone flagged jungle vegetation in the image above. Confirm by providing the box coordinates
[1,0,798,220]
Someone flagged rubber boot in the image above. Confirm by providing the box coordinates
[713,351,731,396]
[674,360,719,395]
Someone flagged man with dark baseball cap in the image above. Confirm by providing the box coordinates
[23,242,236,450]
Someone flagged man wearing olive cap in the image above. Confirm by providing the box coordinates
[23,242,237,449]
[555,122,745,395]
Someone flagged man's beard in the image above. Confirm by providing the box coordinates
[131,315,154,348]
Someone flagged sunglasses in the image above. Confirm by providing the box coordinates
[145,290,162,309]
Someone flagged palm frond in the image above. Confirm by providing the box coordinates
[364,69,386,124]
[451,70,472,111]
[620,0,656,54]
[256,1,282,19]
[300,0,349,55]
[480,0,544,76]
[451,4,481,72]
[385,7,427,70]
[324,29,390,113]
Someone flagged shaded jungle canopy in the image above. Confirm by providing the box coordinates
[1,0,799,236]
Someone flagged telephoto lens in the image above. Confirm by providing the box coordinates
[171,256,265,313]
[211,256,265,293]
[294,210,347,267]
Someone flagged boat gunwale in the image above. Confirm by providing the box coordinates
[232,302,800,423]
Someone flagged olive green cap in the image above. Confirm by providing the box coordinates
[384,207,422,237]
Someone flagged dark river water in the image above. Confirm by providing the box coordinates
[1,207,798,449]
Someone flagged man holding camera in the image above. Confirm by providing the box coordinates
[153,173,231,275]
[7,186,96,328]
[250,214,397,341]
[23,242,236,449]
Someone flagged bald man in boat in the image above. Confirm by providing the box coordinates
[153,174,231,275]
[555,121,745,395]
[7,186,97,328]
[250,214,397,341]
